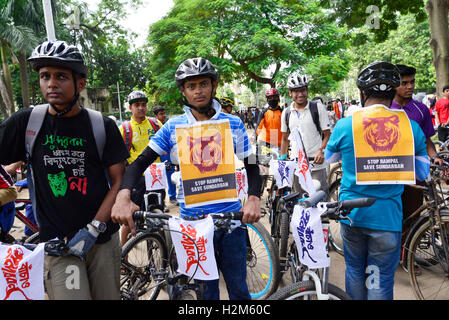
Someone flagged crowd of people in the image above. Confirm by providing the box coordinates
[0,38,448,301]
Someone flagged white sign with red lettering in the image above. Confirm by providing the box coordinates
[168,216,219,281]
[144,163,168,191]
[0,243,45,300]
[289,128,316,195]
[236,168,248,199]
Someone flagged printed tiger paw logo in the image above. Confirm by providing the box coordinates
[188,132,222,173]
[363,115,400,153]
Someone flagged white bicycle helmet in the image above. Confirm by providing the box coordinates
[287,74,310,89]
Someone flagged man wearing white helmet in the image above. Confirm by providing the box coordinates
[280,73,331,198]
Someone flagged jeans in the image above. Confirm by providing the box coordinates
[166,169,177,200]
[340,223,401,300]
[200,227,251,300]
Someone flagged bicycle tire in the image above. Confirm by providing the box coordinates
[24,232,40,244]
[328,179,344,256]
[245,221,280,300]
[327,162,342,186]
[267,280,351,300]
[278,210,290,264]
[121,231,168,300]
[407,213,449,300]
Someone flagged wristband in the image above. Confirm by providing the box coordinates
[278,154,288,160]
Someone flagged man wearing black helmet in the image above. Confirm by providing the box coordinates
[325,61,429,300]
[0,41,129,300]
[112,57,262,300]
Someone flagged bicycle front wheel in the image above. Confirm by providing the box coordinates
[121,232,168,300]
[245,221,280,300]
[407,213,449,300]
[267,280,351,300]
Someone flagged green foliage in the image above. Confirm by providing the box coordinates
[147,0,351,106]
[350,14,436,90]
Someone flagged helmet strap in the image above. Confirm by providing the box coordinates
[185,95,216,118]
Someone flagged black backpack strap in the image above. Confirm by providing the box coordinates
[309,101,322,136]
[284,107,292,133]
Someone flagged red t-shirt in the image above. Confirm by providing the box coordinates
[435,98,449,124]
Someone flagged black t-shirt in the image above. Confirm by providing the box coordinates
[0,107,129,243]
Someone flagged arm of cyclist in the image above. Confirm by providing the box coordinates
[111,146,159,236]
[313,129,330,165]
[242,154,262,224]
[280,131,290,160]
[426,138,445,166]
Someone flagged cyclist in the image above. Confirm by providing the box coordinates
[280,73,331,198]
[111,57,262,300]
[153,105,167,124]
[392,64,444,246]
[0,40,129,300]
[219,97,235,115]
[119,91,166,246]
[0,163,19,243]
[435,84,449,141]
[256,88,283,148]
[325,61,429,300]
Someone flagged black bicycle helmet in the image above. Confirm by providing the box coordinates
[28,40,88,78]
[357,61,400,92]
[153,105,165,115]
[175,57,218,89]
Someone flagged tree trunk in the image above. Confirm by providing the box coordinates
[427,0,449,97]
[0,43,14,113]
[18,51,30,108]
[0,72,13,116]
[0,95,7,119]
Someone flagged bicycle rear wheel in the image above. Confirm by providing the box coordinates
[407,213,449,299]
[267,280,351,300]
[121,231,168,300]
[245,221,280,300]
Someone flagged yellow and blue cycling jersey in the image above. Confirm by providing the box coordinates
[119,117,163,164]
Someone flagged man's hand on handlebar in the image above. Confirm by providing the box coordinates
[313,149,325,165]
[111,189,140,237]
[242,195,261,224]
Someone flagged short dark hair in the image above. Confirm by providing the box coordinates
[443,85,449,92]
[363,87,396,102]
[396,64,416,77]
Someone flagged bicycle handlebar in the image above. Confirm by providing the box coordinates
[300,190,326,208]
[132,211,244,234]
[326,197,377,210]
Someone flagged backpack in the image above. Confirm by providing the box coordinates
[284,101,322,136]
[122,117,160,151]
[24,104,108,227]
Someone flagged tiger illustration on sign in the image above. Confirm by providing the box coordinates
[188,132,223,173]
[362,115,400,153]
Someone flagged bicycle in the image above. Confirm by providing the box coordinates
[121,210,262,300]
[169,167,280,300]
[267,190,376,300]
[402,163,449,299]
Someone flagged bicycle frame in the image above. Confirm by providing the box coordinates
[14,199,39,235]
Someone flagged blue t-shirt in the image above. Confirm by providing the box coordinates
[325,106,429,232]
[149,100,252,218]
